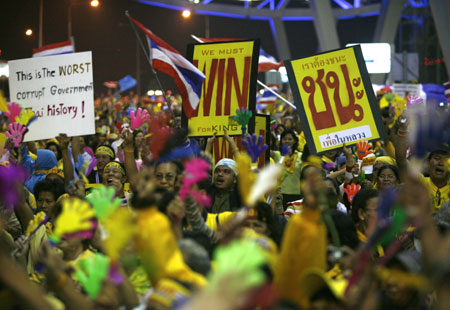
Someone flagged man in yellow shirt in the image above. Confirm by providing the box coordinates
[423,150,450,212]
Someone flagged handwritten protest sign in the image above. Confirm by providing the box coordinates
[212,114,270,168]
[8,52,95,141]
[183,40,259,137]
[286,45,386,154]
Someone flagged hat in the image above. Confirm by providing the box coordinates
[299,267,347,301]
[361,153,376,174]
[215,158,238,175]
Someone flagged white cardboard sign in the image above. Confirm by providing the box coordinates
[8,51,95,141]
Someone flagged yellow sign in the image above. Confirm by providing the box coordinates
[184,40,259,137]
[286,45,386,154]
[211,114,269,169]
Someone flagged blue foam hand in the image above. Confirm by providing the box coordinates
[242,134,268,163]
[281,144,291,156]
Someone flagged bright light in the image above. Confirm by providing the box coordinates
[157,103,162,108]
[25,29,33,36]
[90,0,99,7]
[0,63,9,78]
[346,43,391,74]
[182,10,191,18]
[259,89,265,95]
[147,90,155,96]
[155,90,163,96]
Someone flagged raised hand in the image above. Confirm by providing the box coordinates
[356,140,373,160]
[75,253,110,300]
[130,107,150,130]
[242,134,268,163]
[344,183,361,204]
[232,107,252,135]
[5,122,26,147]
[4,102,22,123]
[56,133,70,150]
[52,198,96,241]
[86,185,121,222]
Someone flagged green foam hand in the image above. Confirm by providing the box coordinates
[232,108,252,135]
[378,204,407,247]
[86,185,121,222]
[208,240,266,292]
[75,253,110,300]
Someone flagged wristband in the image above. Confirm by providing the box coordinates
[124,149,134,153]
[345,171,353,180]
[397,130,409,137]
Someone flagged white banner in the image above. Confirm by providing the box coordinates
[8,52,95,141]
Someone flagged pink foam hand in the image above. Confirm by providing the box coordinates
[179,158,211,205]
[4,102,22,123]
[5,122,26,147]
[344,183,361,204]
[130,108,150,130]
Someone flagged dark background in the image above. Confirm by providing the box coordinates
[0,0,446,97]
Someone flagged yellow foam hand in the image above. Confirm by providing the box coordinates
[53,198,95,239]
[15,108,36,126]
[103,208,136,261]
[25,211,47,236]
[0,133,7,156]
[236,152,256,206]
[0,92,7,112]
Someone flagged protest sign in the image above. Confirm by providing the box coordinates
[286,45,386,154]
[183,40,259,137]
[211,114,269,169]
[8,52,95,141]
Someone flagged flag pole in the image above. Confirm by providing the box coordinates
[125,11,173,115]
[190,34,297,110]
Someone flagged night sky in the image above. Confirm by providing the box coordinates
[0,0,378,96]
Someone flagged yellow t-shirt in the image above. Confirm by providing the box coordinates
[422,176,450,212]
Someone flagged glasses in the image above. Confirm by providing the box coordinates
[155,173,175,182]
[379,174,396,180]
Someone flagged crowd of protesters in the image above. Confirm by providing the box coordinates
[0,85,449,310]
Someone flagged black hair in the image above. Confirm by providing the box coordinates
[133,129,144,158]
[154,160,184,176]
[300,164,325,182]
[279,129,299,153]
[95,144,116,160]
[34,179,65,203]
[351,189,378,224]
[324,177,339,196]
[377,164,400,183]
[45,142,62,161]
[327,210,359,249]
[156,189,177,214]
[178,239,211,276]
[254,202,283,246]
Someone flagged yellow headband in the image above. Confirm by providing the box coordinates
[95,146,114,159]
[104,162,125,175]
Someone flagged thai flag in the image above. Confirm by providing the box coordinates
[131,17,205,118]
[32,40,74,57]
[444,81,450,102]
[258,48,283,72]
[257,84,279,105]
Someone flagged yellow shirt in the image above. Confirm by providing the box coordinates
[135,207,206,288]
[422,176,450,212]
